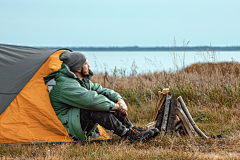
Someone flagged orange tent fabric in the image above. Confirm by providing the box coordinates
[0,50,74,144]
[92,125,110,141]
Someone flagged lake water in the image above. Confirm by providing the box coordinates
[82,51,240,75]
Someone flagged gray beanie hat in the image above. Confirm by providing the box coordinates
[59,50,87,72]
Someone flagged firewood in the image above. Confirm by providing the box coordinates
[147,90,208,139]
[176,123,188,136]
[160,92,171,135]
[166,98,177,133]
[175,121,183,131]
[177,96,209,139]
[152,91,165,121]
[177,102,198,137]
[175,115,180,124]
[176,130,181,137]
[155,100,166,129]
[181,123,188,135]
[143,121,157,130]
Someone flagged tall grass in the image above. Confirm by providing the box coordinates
[1,52,240,159]
[92,60,240,135]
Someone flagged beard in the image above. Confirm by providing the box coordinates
[81,69,93,82]
[81,68,89,77]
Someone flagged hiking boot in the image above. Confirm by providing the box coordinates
[150,128,160,138]
[133,126,160,138]
[128,127,154,141]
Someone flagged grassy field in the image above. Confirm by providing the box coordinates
[1,59,240,159]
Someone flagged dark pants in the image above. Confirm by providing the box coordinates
[80,109,133,137]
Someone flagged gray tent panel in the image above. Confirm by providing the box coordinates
[0,44,62,114]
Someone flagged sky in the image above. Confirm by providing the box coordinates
[0,0,240,47]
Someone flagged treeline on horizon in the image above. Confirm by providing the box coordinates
[59,46,240,51]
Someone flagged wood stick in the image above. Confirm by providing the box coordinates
[175,121,183,131]
[175,115,180,124]
[160,93,171,135]
[167,98,177,133]
[181,122,188,136]
[177,102,198,137]
[176,123,187,136]
[152,92,165,121]
[177,96,209,139]
[176,130,181,137]
[155,102,165,129]
[143,121,157,130]
[177,107,192,137]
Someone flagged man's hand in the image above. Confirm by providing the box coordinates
[118,105,128,118]
[112,98,128,118]
[116,98,128,118]
[117,100,127,111]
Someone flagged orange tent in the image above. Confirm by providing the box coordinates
[0,44,109,144]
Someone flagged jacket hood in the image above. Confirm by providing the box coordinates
[57,63,77,79]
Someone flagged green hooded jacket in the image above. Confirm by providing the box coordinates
[49,63,122,140]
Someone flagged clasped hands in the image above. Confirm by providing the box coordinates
[115,98,128,118]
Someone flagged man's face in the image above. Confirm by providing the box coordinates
[81,59,90,76]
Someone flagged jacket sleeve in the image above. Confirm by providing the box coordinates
[90,81,122,102]
[59,80,115,111]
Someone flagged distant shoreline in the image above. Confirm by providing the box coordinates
[49,46,240,52]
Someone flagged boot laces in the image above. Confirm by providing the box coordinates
[131,128,140,139]
[132,128,140,133]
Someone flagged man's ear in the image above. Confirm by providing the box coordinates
[76,68,82,73]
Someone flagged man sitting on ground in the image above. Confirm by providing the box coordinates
[49,50,159,141]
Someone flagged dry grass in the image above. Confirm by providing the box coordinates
[1,132,240,159]
[1,61,240,159]
[92,61,240,134]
